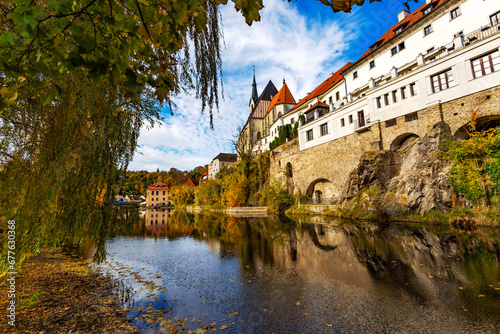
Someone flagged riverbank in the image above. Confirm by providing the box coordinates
[185,205,269,217]
[0,249,135,333]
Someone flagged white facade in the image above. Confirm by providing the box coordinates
[301,31,500,150]
[299,0,500,150]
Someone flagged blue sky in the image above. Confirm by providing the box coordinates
[129,0,426,172]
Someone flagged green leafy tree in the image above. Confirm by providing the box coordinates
[441,120,500,206]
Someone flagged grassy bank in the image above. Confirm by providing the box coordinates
[0,249,135,333]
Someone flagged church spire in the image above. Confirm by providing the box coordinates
[250,67,258,108]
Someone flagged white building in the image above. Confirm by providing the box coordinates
[297,0,500,150]
[207,153,237,179]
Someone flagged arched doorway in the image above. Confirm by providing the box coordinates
[314,190,323,204]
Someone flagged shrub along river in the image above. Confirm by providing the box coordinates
[93,209,500,333]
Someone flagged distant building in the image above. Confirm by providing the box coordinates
[208,153,237,179]
[146,182,171,207]
[125,195,143,203]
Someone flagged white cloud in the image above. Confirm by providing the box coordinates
[128,0,356,172]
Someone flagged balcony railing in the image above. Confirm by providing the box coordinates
[425,41,455,64]
[465,23,500,46]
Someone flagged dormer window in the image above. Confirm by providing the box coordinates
[370,40,382,52]
[393,22,408,35]
[421,1,437,16]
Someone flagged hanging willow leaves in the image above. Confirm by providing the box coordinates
[0,73,160,271]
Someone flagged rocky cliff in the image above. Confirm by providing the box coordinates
[340,122,469,214]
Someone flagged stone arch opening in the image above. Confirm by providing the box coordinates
[257,131,261,140]
[306,178,334,203]
[454,115,500,141]
[390,133,420,151]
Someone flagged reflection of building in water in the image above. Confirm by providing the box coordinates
[145,208,172,233]
[146,182,171,207]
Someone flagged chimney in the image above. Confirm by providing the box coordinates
[397,10,410,22]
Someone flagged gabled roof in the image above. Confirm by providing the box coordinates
[305,101,329,114]
[355,0,447,65]
[290,62,353,112]
[212,153,237,163]
[147,182,169,190]
[257,80,278,102]
[267,81,296,112]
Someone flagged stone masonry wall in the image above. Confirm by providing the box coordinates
[270,86,500,198]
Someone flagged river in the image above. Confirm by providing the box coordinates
[93,209,500,333]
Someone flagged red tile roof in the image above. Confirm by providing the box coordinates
[355,0,447,64]
[147,182,169,190]
[305,101,329,114]
[267,82,296,113]
[290,62,353,112]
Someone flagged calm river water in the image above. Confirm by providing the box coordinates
[94,209,500,333]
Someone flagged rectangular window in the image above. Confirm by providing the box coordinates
[405,112,418,122]
[431,69,454,93]
[336,92,340,101]
[348,115,353,124]
[320,123,328,136]
[291,118,295,124]
[410,83,417,96]
[471,50,500,78]
[401,86,408,99]
[427,47,435,54]
[329,96,332,104]
[353,71,358,79]
[398,42,405,51]
[307,130,313,141]
[376,97,382,109]
[450,7,460,20]
[424,25,433,36]
[394,27,403,35]
[358,111,365,127]
[391,47,398,56]
[340,118,345,127]
[384,93,390,106]
[423,7,432,15]
[163,191,165,195]
[392,90,398,103]
[491,11,500,26]
[386,119,397,128]
[369,60,375,69]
